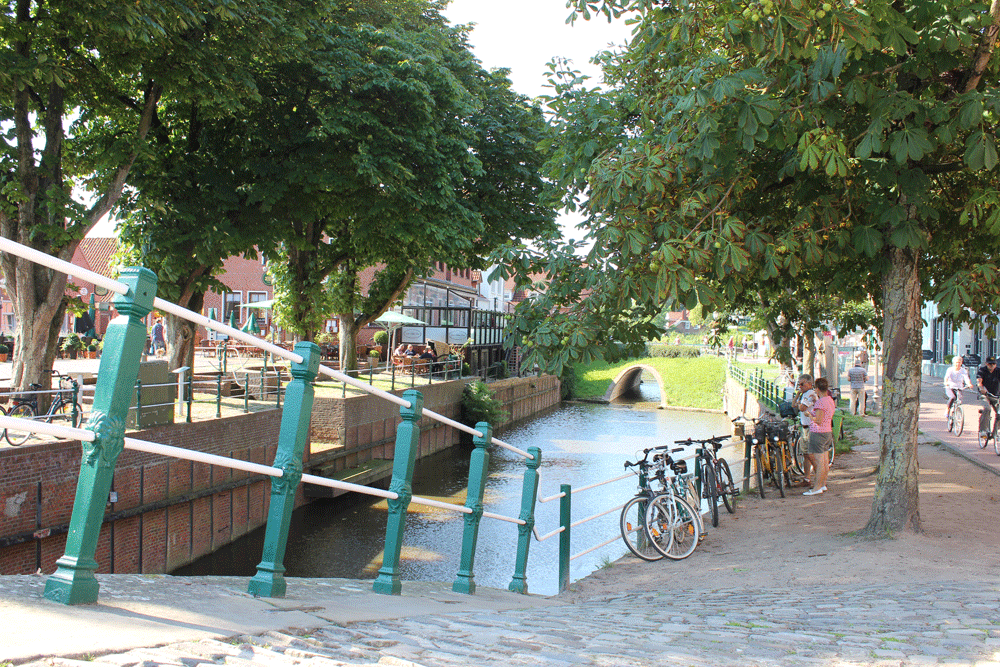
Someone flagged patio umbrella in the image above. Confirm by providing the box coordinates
[208,308,218,321]
[375,311,426,369]
[228,308,239,329]
[242,299,275,310]
[241,310,259,334]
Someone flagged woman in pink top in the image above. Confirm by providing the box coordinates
[805,377,836,496]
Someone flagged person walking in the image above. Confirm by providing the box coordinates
[150,317,167,356]
[804,377,835,496]
[847,359,869,416]
[943,356,973,420]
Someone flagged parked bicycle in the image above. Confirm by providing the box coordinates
[644,449,703,560]
[5,370,83,446]
[947,388,966,436]
[978,391,1000,455]
[677,435,737,527]
[621,445,673,561]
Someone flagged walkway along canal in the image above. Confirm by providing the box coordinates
[178,377,730,595]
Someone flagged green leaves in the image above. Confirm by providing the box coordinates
[888,128,934,164]
[964,130,999,171]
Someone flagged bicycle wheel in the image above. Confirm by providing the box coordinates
[789,428,804,474]
[6,403,36,446]
[753,448,766,498]
[772,446,786,498]
[953,405,964,437]
[645,494,700,560]
[980,429,990,450]
[994,426,1000,456]
[703,463,719,528]
[619,496,663,561]
[717,458,737,514]
[54,402,83,428]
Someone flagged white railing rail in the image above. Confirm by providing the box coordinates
[0,236,532,460]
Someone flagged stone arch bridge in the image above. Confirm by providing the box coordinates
[602,364,667,409]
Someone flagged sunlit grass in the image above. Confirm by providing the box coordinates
[572,356,728,410]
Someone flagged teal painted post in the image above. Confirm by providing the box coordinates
[44,267,157,605]
[453,421,491,595]
[216,373,222,418]
[186,373,193,423]
[508,446,541,594]
[135,380,142,429]
[558,483,571,593]
[248,342,321,598]
[243,372,249,413]
[373,389,424,595]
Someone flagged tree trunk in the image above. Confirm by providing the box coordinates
[802,332,816,379]
[861,246,922,537]
[339,316,360,373]
[166,292,204,372]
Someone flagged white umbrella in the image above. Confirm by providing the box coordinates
[241,299,274,309]
[376,311,426,369]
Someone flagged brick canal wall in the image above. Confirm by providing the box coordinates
[0,375,560,575]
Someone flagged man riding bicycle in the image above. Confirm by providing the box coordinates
[944,356,973,419]
[976,356,1000,437]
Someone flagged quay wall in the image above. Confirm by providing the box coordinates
[0,375,560,575]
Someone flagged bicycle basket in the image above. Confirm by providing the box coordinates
[778,400,797,419]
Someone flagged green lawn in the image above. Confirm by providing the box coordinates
[572,356,728,410]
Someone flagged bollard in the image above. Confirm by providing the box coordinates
[373,389,424,595]
[453,422,491,595]
[44,267,157,605]
[248,342,321,598]
[508,446,541,594]
[558,483,571,593]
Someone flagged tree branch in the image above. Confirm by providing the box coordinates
[962,0,1000,94]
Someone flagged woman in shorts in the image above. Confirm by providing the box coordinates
[804,377,835,496]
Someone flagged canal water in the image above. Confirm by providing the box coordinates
[176,377,730,595]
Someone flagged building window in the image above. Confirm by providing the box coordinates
[224,292,242,324]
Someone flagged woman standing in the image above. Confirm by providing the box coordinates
[804,377,835,496]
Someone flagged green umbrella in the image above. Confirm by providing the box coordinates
[228,308,239,329]
[208,308,218,321]
[241,310,259,334]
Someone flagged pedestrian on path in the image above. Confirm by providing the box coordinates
[796,374,818,486]
[150,317,167,357]
[804,377,835,496]
[847,359,869,415]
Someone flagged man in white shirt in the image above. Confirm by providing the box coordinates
[847,359,869,416]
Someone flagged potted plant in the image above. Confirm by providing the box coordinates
[372,330,388,360]
[87,343,98,359]
[61,333,84,360]
[0,343,8,362]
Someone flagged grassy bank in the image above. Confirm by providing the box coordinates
[571,356,728,410]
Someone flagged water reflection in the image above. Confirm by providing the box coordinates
[176,382,729,595]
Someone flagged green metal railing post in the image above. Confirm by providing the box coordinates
[453,421,491,595]
[248,342,321,598]
[743,427,753,494]
[186,373,193,423]
[275,371,281,408]
[373,389,424,595]
[44,267,157,605]
[243,371,249,413]
[558,483,571,593]
[71,383,79,430]
[216,372,222,418]
[508,446,541,594]
[260,365,266,401]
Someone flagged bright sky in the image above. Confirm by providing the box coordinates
[444,1,633,244]
[443,0,633,98]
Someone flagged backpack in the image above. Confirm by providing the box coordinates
[778,400,798,419]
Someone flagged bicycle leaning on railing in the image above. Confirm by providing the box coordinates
[678,435,738,527]
[620,445,671,562]
[644,448,703,560]
[4,370,82,446]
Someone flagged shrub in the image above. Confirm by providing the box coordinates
[646,344,701,358]
[61,333,83,351]
[314,332,336,346]
[559,363,577,400]
[0,344,8,354]
[373,330,388,347]
[460,380,507,430]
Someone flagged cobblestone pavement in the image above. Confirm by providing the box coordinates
[15,578,1000,667]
